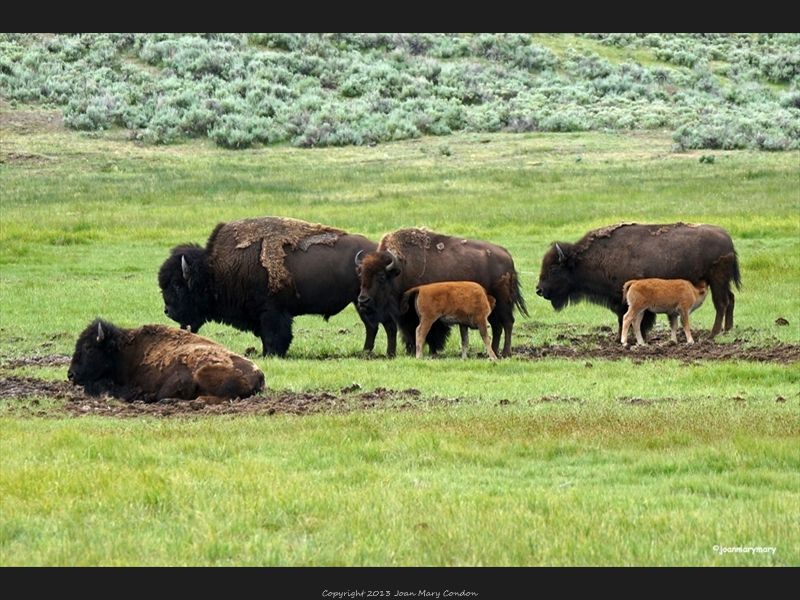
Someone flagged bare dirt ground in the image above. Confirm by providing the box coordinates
[2,327,797,418]
[514,326,800,364]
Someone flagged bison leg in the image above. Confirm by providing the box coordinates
[383,319,398,358]
[620,307,636,346]
[421,320,450,356]
[259,309,294,357]
[708,284,733,339]
[633,311,647,345]
[478,320,499,361]
[459,325,470,359]
[192,362,256,400]
[361,322,379,354]
[501,315,514,358]
[680,311,695,344]
[489,313,502,357]
[155,366,197,402]
[724,291,735,332]
[667,314,679,343]
[489,310,513,358]
[709,299,726,339]
[415,317,436,359]
[638,310,656,341]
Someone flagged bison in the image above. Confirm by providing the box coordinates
[68,319,265,403]
[536,222,741,341]
[620,278,708,346]
[400,281,498,360]
[158,217,395,357]
[355,227,528,357]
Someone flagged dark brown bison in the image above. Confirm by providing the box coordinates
[68,319,265,403]
[535,222,741,341]
[355,227,528,357]
[158,217,395,357]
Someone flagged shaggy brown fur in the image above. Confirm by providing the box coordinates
[379,227,433,265]
[571,222,701,254]
[227,217,346,294]
[68,320,265,403]
[621,279,708,345]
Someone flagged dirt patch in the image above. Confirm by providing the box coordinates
[514,327,800,364]
[1,329,796,418]
[1,354,71,368]
[0,376,440,419]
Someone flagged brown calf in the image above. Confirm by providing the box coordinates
[621,278,708,346]
[400,281,498,360]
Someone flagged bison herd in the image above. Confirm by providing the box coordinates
[68,218,741,403]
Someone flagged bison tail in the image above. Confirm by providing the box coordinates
[514,277,529,318]
[714,251,742,291]
[505,272,529,317]
[399,289,418,316]
[731,251,742,291]
[621,280,633,300]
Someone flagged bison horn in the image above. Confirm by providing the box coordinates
[354,250,364,267]
[555,244,565,263]
[385,250,397,272]
[181,255,191,281]
[96,322,105,343]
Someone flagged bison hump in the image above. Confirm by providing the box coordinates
[379,227,433,262]
[225,217,347,294]
[576,221,702,253]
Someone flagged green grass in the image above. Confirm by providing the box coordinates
[1,116,798,566]
[1,402,796,566]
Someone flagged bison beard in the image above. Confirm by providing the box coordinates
[158,217,395,357]
[535,222,741,342]
[67,319,265,403]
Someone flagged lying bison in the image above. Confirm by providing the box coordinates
[68,319,265,403]
[621,278,708,346]
[356,227,527,357]
[536,222,741,341]
[159,217,395,357]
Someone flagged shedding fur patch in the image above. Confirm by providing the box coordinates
[231,217,346,294]
[379,227,432,263]
[138,325,237,372]
[494,272,516,305]
[573,221,700,254]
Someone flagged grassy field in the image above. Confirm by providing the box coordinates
[1,104,798,567]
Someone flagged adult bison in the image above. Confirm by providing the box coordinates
[535,222,741,341]
[68,319,265,403]
[158,217,395,357]
[355,227,528,357]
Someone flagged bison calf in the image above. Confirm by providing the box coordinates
[400,281,498,360]
[620,279,708,346]
[68,319,265,403]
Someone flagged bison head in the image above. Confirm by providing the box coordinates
[158,245,212,333]
[355,250,401,326]
[68,319,119,395]
[536,243,577,310]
